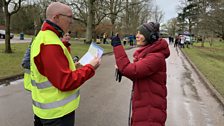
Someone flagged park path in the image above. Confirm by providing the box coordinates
[0,44,224,126]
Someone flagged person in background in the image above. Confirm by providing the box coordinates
[174,35,180,48]
[61,31,81,66]
[62,31,72,52]
[27,2,101,126]
[180,35,186,48]
[168,36,172,44]
[129,34,134,46]
[21,40,33,92]
[185,35,191,48]
[103,32,107,44]
[123,37,127,46]
[111,22,170,126]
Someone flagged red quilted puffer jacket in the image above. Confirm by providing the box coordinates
[113,38,170,126]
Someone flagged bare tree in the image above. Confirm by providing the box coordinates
[32,0,59,35]
[124,0,129,34]
[205,1,224,40]
[176,0,188,33]
[69,0,88,25]
[105,0,124,36]
[125,0,152,34]
[165,18,178,37]
[151,5,164,23]
[114,0,152,36]
[86,0,95,43]
[2,0,23,53]
[0,0,2,8]
[11,3,43,35]
[69,0,108,43]
[0,0,4,25]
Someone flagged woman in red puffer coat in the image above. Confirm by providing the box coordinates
[111,22,170,126]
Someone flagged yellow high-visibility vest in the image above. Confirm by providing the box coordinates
[30,30,80,119]
[24,69,31,91]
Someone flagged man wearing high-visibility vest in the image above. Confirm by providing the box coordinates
[27,2,101,126]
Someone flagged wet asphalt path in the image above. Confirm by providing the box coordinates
[0,45,224,126]
[166,46,224,126]
[0,37,32,44]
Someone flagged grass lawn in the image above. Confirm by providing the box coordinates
[0,41,116,80]
[182,41,224,97]
[0,43,29,79]
[69,42,113,58]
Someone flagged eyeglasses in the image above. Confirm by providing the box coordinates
[59,14,73,20]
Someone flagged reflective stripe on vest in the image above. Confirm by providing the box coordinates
[31,80,52,89]
[24,69,32,92]
[33,90,80,109]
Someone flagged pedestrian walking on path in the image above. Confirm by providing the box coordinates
[111,22,170,126]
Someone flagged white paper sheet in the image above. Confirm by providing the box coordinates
[79,42,104,65]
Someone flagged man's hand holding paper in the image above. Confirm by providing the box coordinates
[79,42,104,70]
[89,56,101,70]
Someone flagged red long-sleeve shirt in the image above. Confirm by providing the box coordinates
[34,21,95,91]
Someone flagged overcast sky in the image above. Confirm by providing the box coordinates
[154,0,180,24]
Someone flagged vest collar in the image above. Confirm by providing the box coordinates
[42,20,64,37]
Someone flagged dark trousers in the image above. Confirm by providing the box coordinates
[103,38,106,44]
[34,111,75,126]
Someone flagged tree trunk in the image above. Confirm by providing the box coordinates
[86,0,94,44]
[201,35,205,47]
[188,19,192,33]
[125,0,129,35]
[0,2,4,25]
[4,12,12,53]
[111,16,116,36]
[34,17,41,36]
[201,41,204,47]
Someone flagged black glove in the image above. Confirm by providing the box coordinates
[115,68,122,82]
[111,36,121,47]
